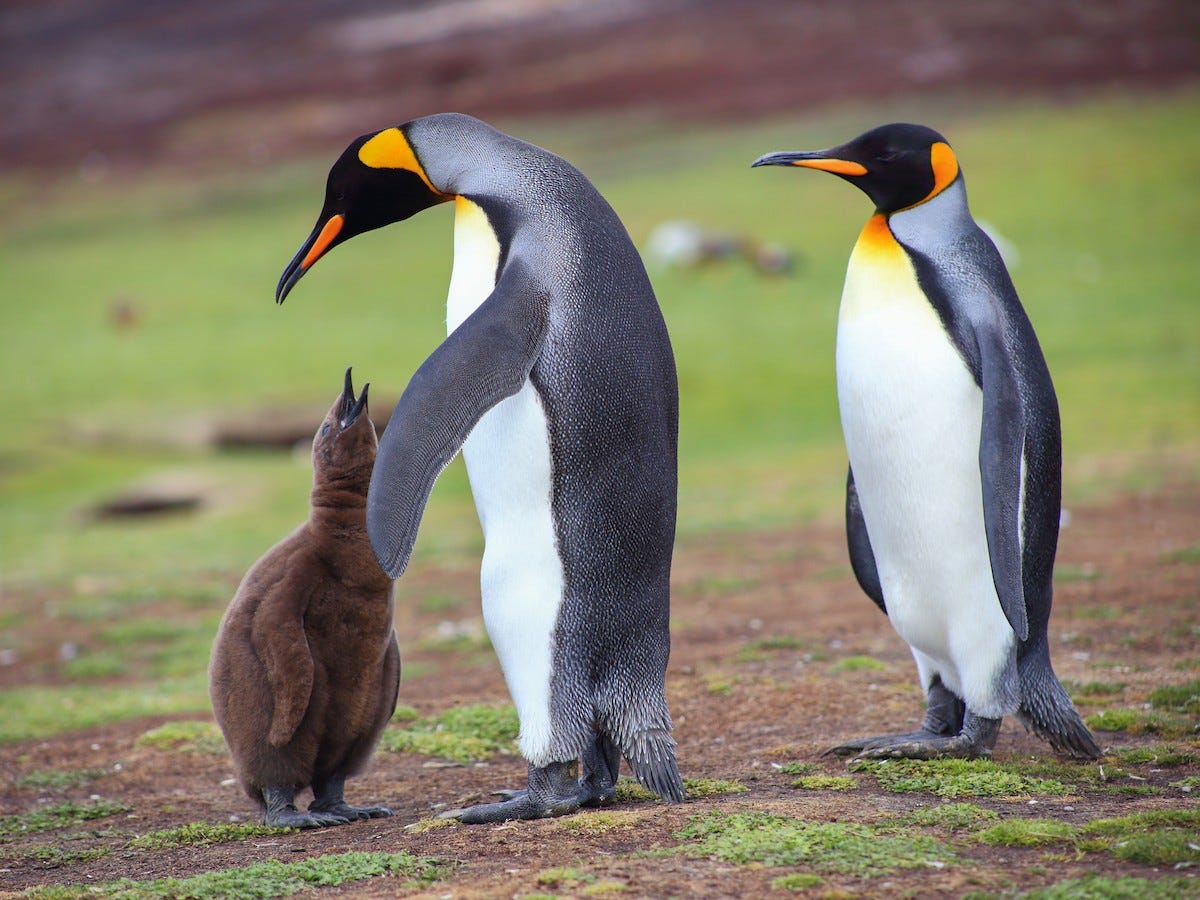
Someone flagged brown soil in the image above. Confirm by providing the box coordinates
[2,482,1197,898]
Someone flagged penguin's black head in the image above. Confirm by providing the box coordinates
[312,367,378,489]
[276,125,453,304]
[752,123,960,214]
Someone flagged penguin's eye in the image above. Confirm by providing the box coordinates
[876,150,901,163]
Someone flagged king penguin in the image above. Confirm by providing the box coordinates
[275,113,685,820]
[752,124,1101,760]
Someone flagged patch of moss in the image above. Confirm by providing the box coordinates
[0,799,129,841]
[704,674,735,695]
[1149,680,1200,714]
[135,720,225,754]
[772,873,823,892]
[1162,543,1200,564]
[976,818,1079,847]
[1070,681,1126,698]
[13,768,108,792]
[792,775,857,791]
[129,821,294,850]
[831,655,886,672]
[20,850,446,899]
[1053,565,1102,583]
[561,811,641,834]
[380,703,518,763]
[887,802,998,832]
[404,817,456,834]
[850,758,1073,798]
[1170,775,1200,793]
[581,880,627,895]
[674,811,952,877]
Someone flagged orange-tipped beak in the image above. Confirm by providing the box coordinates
[301,214,345,270]
[786,158,868,176]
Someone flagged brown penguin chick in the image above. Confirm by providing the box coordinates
[209,368,399,828]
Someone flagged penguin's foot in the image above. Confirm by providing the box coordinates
[831,712,1001,760]
[579,732,621,807]
[309,800,393,821]
[263,786,349,828]
[439,760,583,824]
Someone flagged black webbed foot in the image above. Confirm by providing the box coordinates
[833,712,1001,760]
[440,761,582,824]
[263,785,350,828]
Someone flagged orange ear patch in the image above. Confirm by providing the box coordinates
[926,141,959,201]
[358,128,441,194]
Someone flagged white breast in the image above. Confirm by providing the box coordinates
[447,197,564,764]
[836,221,1015,716]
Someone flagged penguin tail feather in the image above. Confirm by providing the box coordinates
[625,727,686,804]
[1016,651,1103,760]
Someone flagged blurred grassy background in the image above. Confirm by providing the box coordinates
[1,91,1198,738]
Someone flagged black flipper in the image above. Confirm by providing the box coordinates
[977,321,1029,641]
[845,465,886,615]
[367,260,550,578]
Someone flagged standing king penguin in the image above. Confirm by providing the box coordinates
[276,113,685,821]
[753,124,1101,760]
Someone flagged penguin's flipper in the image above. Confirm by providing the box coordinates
[845,465,886,615]
[368,261,550,578]
[977,323,1029,642]
[250,593,315,748]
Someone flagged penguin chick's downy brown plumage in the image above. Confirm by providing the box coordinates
[209,368,399,828]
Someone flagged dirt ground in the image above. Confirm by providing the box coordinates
[1,479,1197,897]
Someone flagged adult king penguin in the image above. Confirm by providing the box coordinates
[753,124,1101,760]
[276,113,685,821]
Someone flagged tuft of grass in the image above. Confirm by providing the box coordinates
[13,768,108,793]
[772,873,823,892]
[1148,680,1200,713]
[1111,743,1197,767]
[1085,707,1196,737]
[129,821,295,850]
[20,850,447,899]
[1162,543,1200,564]
[404,817,456,834]
[792,775,857,791]
[0,799,130,841]
[1017,874,1200,900]
[536,866,594,888]
[850,758,1073,799]
[674,812,953,876]
[1053,565,1103,583]
[735,634,804,663]
[831,655,886,672]
[613,775,742,803]
[379,703,518,763]
[681,777,748,798]
[777,761,819,776]
[20,844,112,866]
[1082,809,1200,868]
[887,803,999,832]
[1071,681,1126,698]
[976,818,1079,847]
[1171,775,1200,793]
[135,720,226,754]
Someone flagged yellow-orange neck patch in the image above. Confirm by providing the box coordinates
[855,212,900,256]
[358,128,443,195]
[922,141,959,203]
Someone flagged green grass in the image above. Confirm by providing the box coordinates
[850,758,1074,798]
[791,775,857,790]
[831,655,886,672]
[673,811,952,876]
[12,768,108,792]
[135,720,226,754]
[614,776,746,803]
[378,703,518,762]
[19,850,446,899]
[887,802,998,832]
[128,821,295,850]
[1149,680,1200,713]
[1085,707,1196,738]
[1,92,1199,744]
[1013,875,1200,900]
[0,800,130,841]
[977,818,1079,847]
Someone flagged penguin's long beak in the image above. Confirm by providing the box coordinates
[338,367,370,427]
[751,151,867,177]
[276,213,345,304]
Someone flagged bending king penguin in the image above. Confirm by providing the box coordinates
[754,124,1101,760]
[277,113,685,821]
